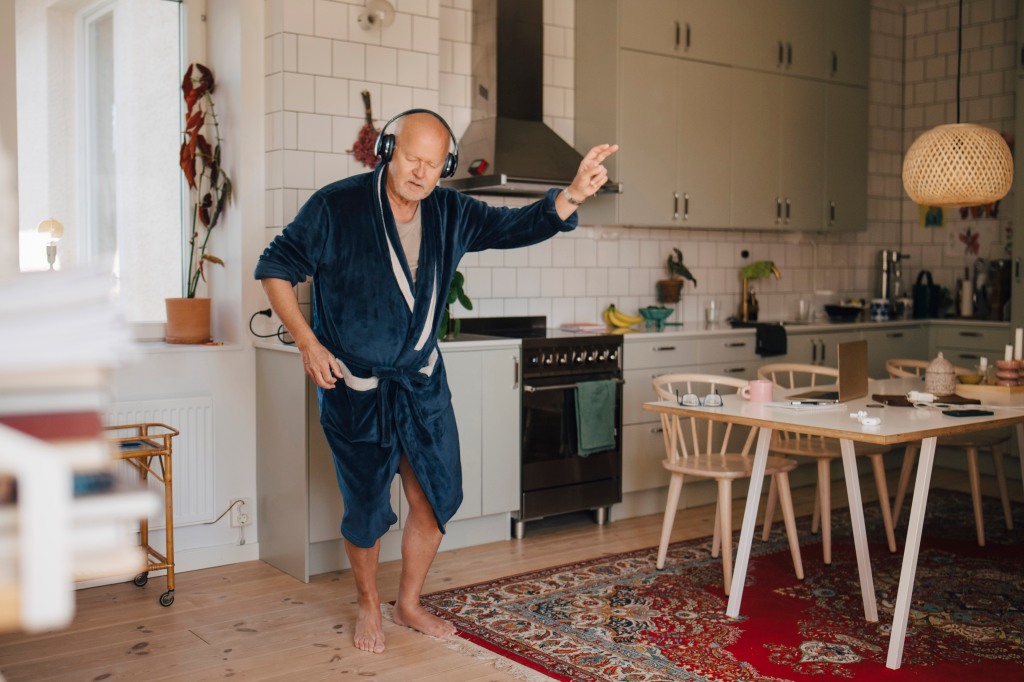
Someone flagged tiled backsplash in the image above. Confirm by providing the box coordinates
[264,0,1017,327]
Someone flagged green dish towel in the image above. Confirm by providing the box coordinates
[575,380,617,457]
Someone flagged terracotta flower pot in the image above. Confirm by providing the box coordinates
[656,279,684,304]
[165,297,212,344]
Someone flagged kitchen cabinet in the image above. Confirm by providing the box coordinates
[824,84,869,232]
[619,0,735,66]
[577,0,867,232]
[255,343,520,582]
[597,49,732,227]
[929,322,1010,368]
[731,71,825,230]
[780,328,862,366]
[732,0,867,86]
[861,324,927,378]
[621,332,757,495]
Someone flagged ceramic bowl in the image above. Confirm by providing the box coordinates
[639,306,673,330]
[958,373,983,385]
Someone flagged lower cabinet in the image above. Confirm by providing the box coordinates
[930,323,1010,368]
[255,343,520,582]
[862,324,928,378]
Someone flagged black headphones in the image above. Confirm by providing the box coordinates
[374,109,459,178]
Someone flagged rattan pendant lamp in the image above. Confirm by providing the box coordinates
[902,0,1013,207]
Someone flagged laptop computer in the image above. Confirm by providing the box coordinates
[788,339,869,403]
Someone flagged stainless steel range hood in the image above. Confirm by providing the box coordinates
[442,0,620,197]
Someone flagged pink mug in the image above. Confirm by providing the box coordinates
[740,379,774,402]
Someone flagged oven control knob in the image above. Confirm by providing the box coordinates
[544,353,554,365]
[600,349,610,361]
[575,352,585,364]
[559,353,569,364]
[588,351,597,362]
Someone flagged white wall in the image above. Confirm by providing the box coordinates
[1,0,19,273]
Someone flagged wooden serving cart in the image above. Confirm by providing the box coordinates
[103,422,179,606]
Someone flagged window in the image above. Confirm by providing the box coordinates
[15,0,184,324]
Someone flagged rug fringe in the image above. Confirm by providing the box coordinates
[442,636,554,682]
[383,603,551,681]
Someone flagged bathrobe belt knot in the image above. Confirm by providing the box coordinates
[372,364,431,448]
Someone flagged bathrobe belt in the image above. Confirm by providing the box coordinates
[372,364,430,449]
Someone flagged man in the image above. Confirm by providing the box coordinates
[254,109,617,654]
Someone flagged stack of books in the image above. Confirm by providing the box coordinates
[0,267,156,633]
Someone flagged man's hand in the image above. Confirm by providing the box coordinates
[557,144,619,219]
[301,341,344,389]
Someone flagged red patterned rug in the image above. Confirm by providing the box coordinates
[423,489,1024,681]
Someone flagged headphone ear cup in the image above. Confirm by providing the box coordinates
[376,134,395,164]
[441,153,457,179]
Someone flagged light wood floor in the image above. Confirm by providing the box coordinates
[0,468,1019,682]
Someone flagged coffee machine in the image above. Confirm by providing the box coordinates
[879,250,910,307]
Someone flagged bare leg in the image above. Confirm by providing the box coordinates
[344,538,386,654]
[391,455,457,639]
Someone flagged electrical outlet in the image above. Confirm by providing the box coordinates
[229,498,252,527]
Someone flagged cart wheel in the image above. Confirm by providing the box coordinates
[133,572,149,587]
[159,590,174,607]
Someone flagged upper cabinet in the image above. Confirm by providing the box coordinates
[733,0,868,86]
[576,0,868,231]
[619,0,735,65]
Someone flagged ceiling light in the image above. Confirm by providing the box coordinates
[901,0,1013,207]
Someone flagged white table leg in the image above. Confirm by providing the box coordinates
[726,426,772,618]
[839,438,877,622]
[886,435,937,670]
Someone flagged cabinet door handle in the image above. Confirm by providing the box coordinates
[777,40,785,67]
[784,198,791,224]
[831,50,838,75]
[820,340,827,364]
[776,197,783,224]
[685,22,691,50]
[787,42,793,66]
[653,346,677,351]
[650,426,664,434]
[958,331,982,337]
[957,353,981,361]
[724,342,747,348]
[512,355,519,390]
[887,332,904,339]
[812,340,818,364]
[723,367,746,373]
[683,193,689,220]
[673,192,680,220]
[675,21,681,49]
[829,200,836,225]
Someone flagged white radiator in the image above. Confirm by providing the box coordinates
[104,397,215,528]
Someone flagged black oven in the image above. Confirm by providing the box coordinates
[458,316,623,538]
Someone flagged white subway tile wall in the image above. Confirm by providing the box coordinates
[264,0,1016,324]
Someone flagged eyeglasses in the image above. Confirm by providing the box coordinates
[677,391,723,407]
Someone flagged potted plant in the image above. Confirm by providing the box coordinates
[438,271,473,340]
[167,62,232,344]
[656,248,697,304]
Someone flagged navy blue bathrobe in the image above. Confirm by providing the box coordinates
[254,165,577,547]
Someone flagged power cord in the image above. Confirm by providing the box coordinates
[248,308,294,345]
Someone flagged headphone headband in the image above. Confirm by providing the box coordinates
[374,109,459,178]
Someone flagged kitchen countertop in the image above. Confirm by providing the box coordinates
[253,318,1009,352]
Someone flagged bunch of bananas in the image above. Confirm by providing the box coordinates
[603,304,643,329]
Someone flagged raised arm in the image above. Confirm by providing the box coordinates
[554,143,619,220]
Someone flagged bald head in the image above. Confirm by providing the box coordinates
[392,112,452,162]
[385,112,454,205]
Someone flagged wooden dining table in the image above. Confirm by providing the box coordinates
[643,377,1024,670]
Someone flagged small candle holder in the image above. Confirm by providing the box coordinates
[994,359,1020,386]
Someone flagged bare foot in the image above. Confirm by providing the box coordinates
[353,597,386,654]
[392,602,457,639]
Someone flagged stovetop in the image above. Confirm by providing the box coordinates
[458,316,623,344]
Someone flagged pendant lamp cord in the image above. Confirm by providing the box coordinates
[956,0,963,123]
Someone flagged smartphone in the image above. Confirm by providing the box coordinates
[941,409,994,417]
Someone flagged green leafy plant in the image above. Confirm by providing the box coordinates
[740,260,781,281]
[179,63,232,298]
[666,248,697,286]
[439,271,473,339]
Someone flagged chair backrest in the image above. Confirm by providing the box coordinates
[651,373,756,464]
[757,362,838,389]
[885,357,971,378]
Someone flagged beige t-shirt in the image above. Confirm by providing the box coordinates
[396,207,422,282]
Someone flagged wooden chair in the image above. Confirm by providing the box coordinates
[885,358,1013,546]
[757,363,898,564]
[652,374,804,595]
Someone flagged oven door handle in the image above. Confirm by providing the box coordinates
[523,378,625,393]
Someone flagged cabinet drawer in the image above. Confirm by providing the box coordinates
[622,422,669,494]
[700,360,759,380]
[624,337,700,370]
[933,326,1008,353]
[624,364,698,424]
[699,334,757,363]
